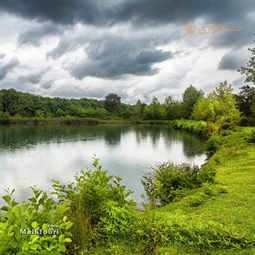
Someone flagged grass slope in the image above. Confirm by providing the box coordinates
[157,127,255,254]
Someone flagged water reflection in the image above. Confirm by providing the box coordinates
[0,125,207,203]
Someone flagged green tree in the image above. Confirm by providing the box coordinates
[237,85,255,119]
[182,85,203,118]
[240,39,255,85]
[135,99,146,117]
[144,97,166,120]
[104,93,121,113]
[193,81,240,129]
[163,96,184,120]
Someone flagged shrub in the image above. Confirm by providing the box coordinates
[0,111,10,124]
[0,189,72,255]
[142,163,202,206]
[97,201,136,242]
[133,213,168,255]
[52,158,135,252]
[206,135,222,155]
[170,120,208,137]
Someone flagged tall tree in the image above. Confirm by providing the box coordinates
[240,39,255,85]
[237,85,255,116]
[104,93,121,113]
[182,85,203,118]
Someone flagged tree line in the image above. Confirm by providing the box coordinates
[0,83,254,125]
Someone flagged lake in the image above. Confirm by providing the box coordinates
[0,125,207,203]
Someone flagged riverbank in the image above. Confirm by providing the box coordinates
[155,126,255,254]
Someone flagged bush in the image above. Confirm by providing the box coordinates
[170,120,208,137]
[133,213,168,255]
[142,163,203,206]
[206,135,222,155]
[52,158,135,252]
[0,189,72,255]
[97,201,136,242]
[0,111,10,124]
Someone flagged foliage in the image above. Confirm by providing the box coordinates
[192,81,241,131]
[0,189,72,255]
[0,89,108,118]
[206,135,222,155]
[170,119,208,137]
[247,129,255,143]
[240,39,255,86]
[142,96,166,120]
[182,85,203,118]
[52,158,134,252]
[104,93,121,113]
[142,163,203,206]
[97,201,135,242]
[133,213,168,255]
[237,85,255,125]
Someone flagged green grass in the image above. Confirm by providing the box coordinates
[155,127,255,254]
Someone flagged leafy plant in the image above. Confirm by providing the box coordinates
[52,158,135,252]
[142,163,202,206]
[0,189,72,255]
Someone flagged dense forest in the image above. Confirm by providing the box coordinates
[0,82,255,126]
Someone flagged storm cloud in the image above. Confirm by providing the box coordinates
[18,22,63,46]
[69,36,173,79]
[0,57,20,81]
[0,0,254,27]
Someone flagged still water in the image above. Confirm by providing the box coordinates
[0,125,207,203]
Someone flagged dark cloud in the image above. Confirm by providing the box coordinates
[210,14,255,48]
[0,0,101,25]
[218,49,249,71]
[0,54,5,59]
[1,0,253,56]
[0,58,19,80]
[69,36,172,79]
[47,37,80,59]
[18,22,63,46]
[0,0,254,27]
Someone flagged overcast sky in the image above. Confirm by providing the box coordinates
[0,0,254,103]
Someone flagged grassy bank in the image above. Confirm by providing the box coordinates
[154,126,255,254]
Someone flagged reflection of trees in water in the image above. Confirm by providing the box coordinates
[0,125,206,156]
[181,132,206,157]
[134,126,161,147]
[104,127,123,146]
[0,125,130,150]
[134,126,206,157]
[163,129,206,157]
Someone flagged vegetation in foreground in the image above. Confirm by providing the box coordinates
[1,126,255,255]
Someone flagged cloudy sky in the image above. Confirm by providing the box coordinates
[0,0,254,103]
